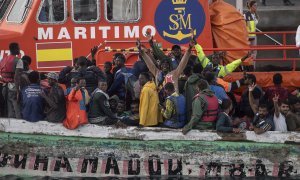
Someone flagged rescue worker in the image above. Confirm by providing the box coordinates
[0,42,23,118]
[161,82,186,128]
[182,79,219,134]
[244,0,258,61]
[194,39,250,78]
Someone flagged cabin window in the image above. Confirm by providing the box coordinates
[105,0,141,22]
[0,0,11,21]
[72,0,99,23]
[6,0,31,23]
[37,0,66,24]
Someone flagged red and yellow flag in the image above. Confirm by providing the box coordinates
[36,42,73,68]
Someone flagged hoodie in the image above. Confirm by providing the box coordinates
[139,81,162,126]
[184,73,203,121]
[182,89,217,134]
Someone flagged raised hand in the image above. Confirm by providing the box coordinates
[136,39,142,50]
[91,46,98,58]
[145,30,153,44]
[248,82,256,92]
[189,29,196,49]
[241,51,252,62]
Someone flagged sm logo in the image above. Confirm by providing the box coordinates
[154,0,206,44]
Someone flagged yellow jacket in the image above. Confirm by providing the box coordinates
[139,81,162,126]
[195,44,242,78]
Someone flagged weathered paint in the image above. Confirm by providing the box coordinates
[0,119,300,178]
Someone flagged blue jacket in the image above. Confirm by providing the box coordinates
[107,67,132,100]
[21,84,45,122]
[163,94,186,128]
[210,85,228,103]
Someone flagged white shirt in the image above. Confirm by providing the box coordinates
[296,25,300,54]
[273,113,288,132]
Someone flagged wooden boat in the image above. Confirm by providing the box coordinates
[0,118,299,178]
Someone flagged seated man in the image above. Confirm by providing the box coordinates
[161,82,186,128]
[250,104,274,134]
[116,100,127,117]
[289,96,300,117]
[274,97,300,131]
[40,72,66,123]
[182,79,219,134]
[216,99,241,133]
[109,95,119,114]
[248,83,274,134]
[273,94,288,132]
[120,100,140,126]
[88,80,122,126]
[21,71,45,122]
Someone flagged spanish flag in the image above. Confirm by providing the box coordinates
[36,42,73,68]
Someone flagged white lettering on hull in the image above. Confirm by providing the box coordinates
[0,50,25,60]
[37,26,156,40]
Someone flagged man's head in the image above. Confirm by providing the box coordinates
[221,99,232,112]
[245,74,256,85]
[130,100,139,114]
[289,96,300,113]
[109,95,119,110]
[104,61,112,73]
[164,82,175,96]
[160,58,171,73]
[139,72,151,87]
[22,55,32,71]
[211,52,224,66]
[205,71,216,84]
[98,80,108,92]
[116,100,125,115]
[9,42,20,56]
[28,71,39,84]
[22,55,31,65]
[273,73,283,85]
[115,54,126,68]
[77,56,87,68]
[76,77,86,88]
[279,99,290,116]
[258,104,269,118]
[171,45,182,58]
[73,58,78,67]
[197,79,209,92]
[70,77,77,88]
[46,72,58,87]
[112,53,124,65]
[193,63,203,74]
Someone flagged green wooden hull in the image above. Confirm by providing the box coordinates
[0,119,299,178]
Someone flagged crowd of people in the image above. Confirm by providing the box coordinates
[1,31,300,134]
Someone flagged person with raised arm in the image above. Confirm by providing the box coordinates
[137,31,194,94]
[194,38,250,78]
[248,83,274,134]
